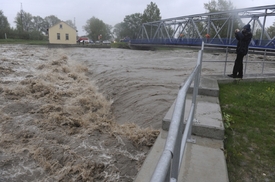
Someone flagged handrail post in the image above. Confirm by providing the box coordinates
[244,53,248,75]
[171,110,185,180]
[224,46,229,76]
[262,49,267,74]
[150,42,204,182]
[189,50,202,139]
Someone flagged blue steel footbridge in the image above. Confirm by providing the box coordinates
[129,5,275,50]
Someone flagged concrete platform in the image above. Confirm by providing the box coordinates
[134,75,275,182]
[179,135,228,182]
[135,76,227,182]
[162,94,224,140]
[188,76,220,97]
[162,75,225,140]
[134,130,229,182]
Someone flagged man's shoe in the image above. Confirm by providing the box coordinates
[237,75,243,79]
[227,74,236,78]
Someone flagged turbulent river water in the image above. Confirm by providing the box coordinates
[0,44,273,181]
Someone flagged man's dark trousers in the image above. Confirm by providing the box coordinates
[233,54,245,78]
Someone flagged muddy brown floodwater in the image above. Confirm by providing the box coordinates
[0,44,274,182]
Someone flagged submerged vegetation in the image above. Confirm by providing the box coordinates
[219,81,275,182]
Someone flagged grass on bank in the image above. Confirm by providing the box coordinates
[219,81,275,182]
[0,39,48,45]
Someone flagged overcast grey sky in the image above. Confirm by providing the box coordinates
[1,0,274,36]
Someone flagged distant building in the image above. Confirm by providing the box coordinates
[77,37,89,43]
[48,21,77,44]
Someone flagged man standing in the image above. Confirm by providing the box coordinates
[228,24,252,79]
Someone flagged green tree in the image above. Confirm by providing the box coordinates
[65,20,77,30]
[14,11,47,40]
[32,16,48,34]
[83,17,111,41]
[113,2,162,40]
[123,13,143,39]
[45,15,61,28]
[142,2,162,39]
[14,10,35,39]
[0,10,10,39]
[113,13,143,40]
[183,21,205,39]
[267,22,275,39]
[254,29,262,39]
[105,24,113,40]
[113,22,127,41]
[14,10,33,32]
[204,0,234,12]
[204,0,239,38]
[142,2,161,23]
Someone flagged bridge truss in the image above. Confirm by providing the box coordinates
[134,5,275,48]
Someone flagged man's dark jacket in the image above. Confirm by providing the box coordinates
[235,24,252,55]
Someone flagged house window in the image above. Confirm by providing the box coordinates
[60,24,62,29]
[57,33,60,40]
[66,34,69,40]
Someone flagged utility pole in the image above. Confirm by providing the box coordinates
[20,3,23,32]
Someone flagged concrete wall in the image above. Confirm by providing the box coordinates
[49,22,77,44]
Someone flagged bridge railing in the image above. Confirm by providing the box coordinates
[130,38,275,48]
[150,42,204,182]
[129,39,275,77]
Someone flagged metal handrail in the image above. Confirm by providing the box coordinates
[149,41,273,182]
[150,42,204,182]
[201,44,275,76]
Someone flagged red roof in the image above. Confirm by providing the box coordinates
[78,37,89,40]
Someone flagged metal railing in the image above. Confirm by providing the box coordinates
[149,41,274,182]
[202,44,275,76]
[150,42,204,182]
[130,38,275,50]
